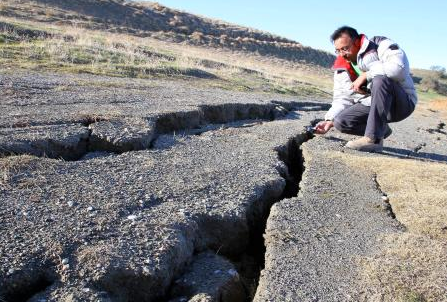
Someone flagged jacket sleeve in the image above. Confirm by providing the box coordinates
[365,39,409,82]
[325,71,355,121]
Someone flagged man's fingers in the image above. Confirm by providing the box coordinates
[315,123,324,130]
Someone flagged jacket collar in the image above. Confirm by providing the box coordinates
[332,56,357,81]
[357,34,369,56]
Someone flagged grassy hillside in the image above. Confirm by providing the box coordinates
[0,0,334,67]
[0,16,332,98]
[0,0,445,106]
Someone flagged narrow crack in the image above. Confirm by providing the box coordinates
[372,173,396,219]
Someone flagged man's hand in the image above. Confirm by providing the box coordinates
[351,73,368,94]
[315,120,334,134]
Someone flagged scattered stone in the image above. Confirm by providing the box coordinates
[127,215,138,220]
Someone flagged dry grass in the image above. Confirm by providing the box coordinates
[425,97,447,120]
[0,155,34,189]
[359,233,447,302]
[429,97,447,111]
[0,16,332,97]
[329,152,447,301]
[338,155,447,239]
[0,155,56,191]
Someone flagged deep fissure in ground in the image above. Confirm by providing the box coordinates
[161,133,312,302]
[6,133,311,302]
[2,272,55,302]
[2,105,317,301]
[240,134,310,301]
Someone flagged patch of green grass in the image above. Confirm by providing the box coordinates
[401,290,427,302]
[416,88,444,103]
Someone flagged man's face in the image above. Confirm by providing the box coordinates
[334,33,359,63]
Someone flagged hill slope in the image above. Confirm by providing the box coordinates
[0,0,334,67]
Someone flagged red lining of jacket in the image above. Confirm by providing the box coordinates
[332,34,366,82]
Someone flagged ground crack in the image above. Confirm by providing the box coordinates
[162,130,314,302]
[1,101,328,161]
[372,173,397,220]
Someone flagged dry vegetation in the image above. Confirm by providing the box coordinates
[0,0,334,66]
[0,16,332,97]
[330,153,447,302]
[412,68,447,117]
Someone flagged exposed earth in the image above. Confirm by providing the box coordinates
[1,71,446,302]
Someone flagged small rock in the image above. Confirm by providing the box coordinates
[87,206,94,211]
[67,201,75,207]
[62,264,70,271]
[381,196,389,202]
[127,215,137,220]
[82,287,90,293]
[7,268,15,275]
[142,266,150,275]
[214,269,221,274]
[61,258,69,265]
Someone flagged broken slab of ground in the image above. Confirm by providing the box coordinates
[255,110,447,301]
[0,70,327,302]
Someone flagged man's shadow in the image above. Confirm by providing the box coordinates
[323,136,447,163]
[382,146,447,163]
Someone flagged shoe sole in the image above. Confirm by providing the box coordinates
[345,142,383,153]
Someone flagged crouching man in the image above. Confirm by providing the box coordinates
[315,26,417,152]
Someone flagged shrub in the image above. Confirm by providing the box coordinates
[420,75,439,92]
[430,65,446,78]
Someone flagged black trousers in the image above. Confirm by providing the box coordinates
[333,76,415,139]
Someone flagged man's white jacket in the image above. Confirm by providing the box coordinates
[325,35,417,121]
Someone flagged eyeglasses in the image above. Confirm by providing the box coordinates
[334,42,353,55]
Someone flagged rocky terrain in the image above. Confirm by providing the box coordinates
[1,70,446,302]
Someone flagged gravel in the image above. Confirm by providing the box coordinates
[2,69,445,302]
[1,70,325,301]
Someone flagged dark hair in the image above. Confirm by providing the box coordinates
[330,26,359,42]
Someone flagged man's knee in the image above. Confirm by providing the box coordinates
[371,75,393,91]
[333,116,346,132]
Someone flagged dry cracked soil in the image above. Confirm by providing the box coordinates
[1,71,446,302]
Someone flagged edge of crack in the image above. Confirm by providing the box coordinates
[0,101,329,161]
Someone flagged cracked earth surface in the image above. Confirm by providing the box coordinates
[1,71,446,302]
